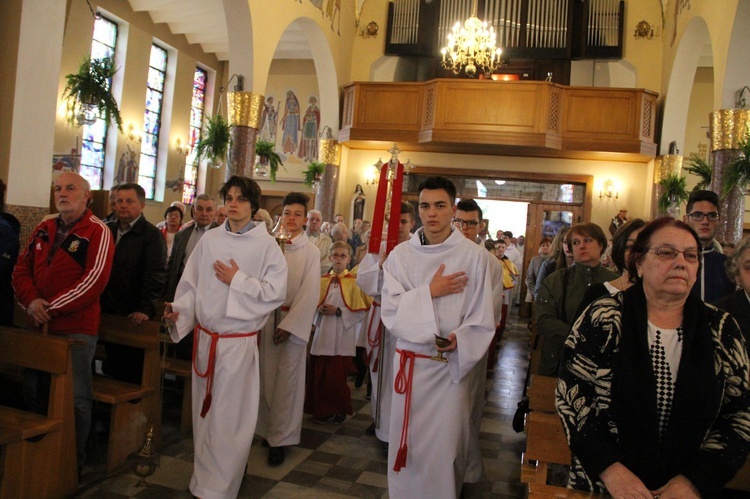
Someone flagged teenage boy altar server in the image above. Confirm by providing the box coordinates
[381,176,496,499]
[164,176,287,499]
[257,192,321,466]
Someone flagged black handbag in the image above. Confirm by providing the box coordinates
[512,396,529,433]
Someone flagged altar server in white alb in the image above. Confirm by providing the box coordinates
[381,176,496,499]
[257,192,320,467]
[164,175,287,499]
[356,201,415,454]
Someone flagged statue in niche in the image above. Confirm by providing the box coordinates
[260,96,279,144]
[297,96,320,161]
[280,90,300,156]
[350,184,366,226]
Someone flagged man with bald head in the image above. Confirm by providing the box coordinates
[13,172,114,474]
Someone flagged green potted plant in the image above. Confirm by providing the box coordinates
[302,161,326,187]
[723,132,750,197]
[254,140,285,182]
[193,114,231,169]
[684,154,712,191]
[658,173,689,217]
[62,55,123,131]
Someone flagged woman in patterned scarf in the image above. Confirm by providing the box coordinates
[556,217,750,498]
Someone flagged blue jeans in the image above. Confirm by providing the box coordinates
[24,333,98,470]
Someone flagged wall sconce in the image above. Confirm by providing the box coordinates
[736,86,750,109]
[634,20,654,40]
[599,179,619,201]
[175,138,189,156]
[366,159,382,186]
[126,123,142,143]
[360,21,379,39]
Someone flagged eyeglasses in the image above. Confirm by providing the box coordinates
[453,219,480,228]
[647,246,701,263]
[330,253,350,259]
[687,211,720,222]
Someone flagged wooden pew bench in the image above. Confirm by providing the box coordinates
[521,412,607,499]
[93,315,161,473]
[527,374,558,414]
[0,327,77,498]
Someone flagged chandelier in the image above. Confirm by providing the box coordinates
[441,0,502,78]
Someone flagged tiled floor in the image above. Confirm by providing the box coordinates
[75,310,530,498]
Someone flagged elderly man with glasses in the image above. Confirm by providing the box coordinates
[683,190,735,303]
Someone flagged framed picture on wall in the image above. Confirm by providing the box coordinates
[52,153,81,173]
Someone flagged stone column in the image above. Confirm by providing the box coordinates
[651,154,683,218]
[709,109,750,244]
[226,91,264,179]
[315,138,342,221]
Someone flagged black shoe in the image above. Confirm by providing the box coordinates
[261,439,269,448]
[268,446,285,466]
[333,414,346,424]
[365,422,376,436]
[354,372,366,388]
[379,440,389,458]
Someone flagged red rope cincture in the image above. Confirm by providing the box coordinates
[392,348,432,472]
[192,324,258,418]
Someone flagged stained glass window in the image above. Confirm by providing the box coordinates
[182,67,208,205]
[80,16,118,190]
[138,44,168,200]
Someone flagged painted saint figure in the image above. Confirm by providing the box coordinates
[280,91,300,156]
[260,96,279,144]
[297,96,321,161]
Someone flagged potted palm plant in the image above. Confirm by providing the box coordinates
[254,140,285,182]
[658,173,689,217]
[193,114,231,169]
[302,161,326,188]
[62,56,122,131]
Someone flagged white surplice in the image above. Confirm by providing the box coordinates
[381,228,495,499]
[356,250,397,443]
[310,274,366,357]
[171,223,287,499]
[257,232,320,447]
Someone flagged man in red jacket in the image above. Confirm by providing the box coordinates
[13,171,114,474]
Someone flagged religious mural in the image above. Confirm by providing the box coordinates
[295,0,341,34]
[261,89,321,170]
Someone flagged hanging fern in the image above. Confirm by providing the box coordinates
[684,154,712,191]
[193,114,231,167]
[658,174,689,214]
[62,56,123,131]
[255,140,285,182]
[302,162,326,187]
[723,132,750,197]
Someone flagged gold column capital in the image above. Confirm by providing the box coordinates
[227,91,264,129]
[653,154,683,183]
[710,109,750,151]
[319,139,341,165]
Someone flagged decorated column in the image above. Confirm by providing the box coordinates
[651,154,683,218]
[226,91,264,179]
[315,137,342,221]
[709,109,750,244]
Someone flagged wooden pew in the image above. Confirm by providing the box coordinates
[93,315,161,473]
[159,332,192,434]
[527,374,558,413]
[521,412,607,498]
[0,327,77,498]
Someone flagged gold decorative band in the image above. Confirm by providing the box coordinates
[710,109,750,151]
[227,91,264,129]
[319,139,341,165]
[653,154,683,183]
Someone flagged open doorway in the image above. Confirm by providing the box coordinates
[475,199,529,241]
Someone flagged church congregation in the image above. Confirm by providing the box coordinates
[3,0,750,498]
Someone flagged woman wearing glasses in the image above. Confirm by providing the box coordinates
[556,218,750,498]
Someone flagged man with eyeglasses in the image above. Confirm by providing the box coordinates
[683,190,734,302]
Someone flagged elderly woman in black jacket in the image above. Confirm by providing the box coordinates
[556,218,750,498]
[714,235,750,341]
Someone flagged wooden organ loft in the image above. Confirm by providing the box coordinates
[385,0,624,84]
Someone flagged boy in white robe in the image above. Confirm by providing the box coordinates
[381,177,495,499]
[356,201,415,454]
[164,176,287,499]
[257,192,320,466]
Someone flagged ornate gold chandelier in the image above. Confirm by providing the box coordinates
[440,0,502,78]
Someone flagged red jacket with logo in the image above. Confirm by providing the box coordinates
[13,210,114,336]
